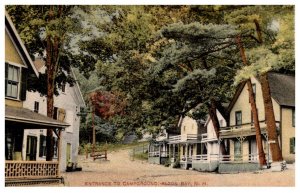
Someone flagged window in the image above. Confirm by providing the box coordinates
[5,64,20,98]
[235,111,242,126]
[53,138,58,158]
[34,101,39,113]
[53,107,58,120]
[290,137,295,154]
[234,140,242,161]
[292,109,295,127]
[39,135,47,157]
[61,83,66,93]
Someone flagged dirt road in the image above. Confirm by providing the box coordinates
[62,149,294,187]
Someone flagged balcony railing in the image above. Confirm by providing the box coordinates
[5,161,59,179]
[168,134,201,143]
[219,121,277,138]
[201,133,218,143]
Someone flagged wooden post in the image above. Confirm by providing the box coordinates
[57,129,62,177]
[92,106,95,157]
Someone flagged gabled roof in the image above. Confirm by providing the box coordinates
[227,72,295,114]
[268,72,295,107]
[71,68,86,107]
[5,12,39,77]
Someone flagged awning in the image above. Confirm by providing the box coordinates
[5,106,70,129]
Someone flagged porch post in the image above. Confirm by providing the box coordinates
[159,144,161,158]
[57,129,62,177]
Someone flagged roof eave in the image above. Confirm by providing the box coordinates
[5,11,39,78]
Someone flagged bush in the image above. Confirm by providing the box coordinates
[172,159,180,168]
[164,159,171,167]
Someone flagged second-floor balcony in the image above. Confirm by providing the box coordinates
[168,134,201,144]
[219,121,280,139]
[201,133,218,143]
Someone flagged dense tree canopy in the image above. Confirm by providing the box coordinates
[7,5,295,144]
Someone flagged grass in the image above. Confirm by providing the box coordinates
[79,141,149,155]
[132,152,148,160]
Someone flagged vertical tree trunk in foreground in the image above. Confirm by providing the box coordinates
[260,73,283,161]
[236,35,266,166]
[46,5,62,161]
[253,19,283,162]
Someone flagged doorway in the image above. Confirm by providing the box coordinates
[26,136,37,161]
[66,143,71,164]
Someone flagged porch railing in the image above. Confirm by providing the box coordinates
[219,154,259,163]
[169,134,201,143]
[5,161,59,179]
[192,154,219,162]
[148,151,169,157]
[180,156,192,164]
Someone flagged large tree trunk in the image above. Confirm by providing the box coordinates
[260,73,283,161]
[236,35,266,166]
[208,99,226,155]
[253,19,283,162]
[46,6,62,161]
[45,6,54,161]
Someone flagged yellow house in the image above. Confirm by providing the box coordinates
[5,12,69,185]
[168,115,205,169]
[219,73,295,172]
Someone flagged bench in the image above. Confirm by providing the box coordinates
[92,150,107,161]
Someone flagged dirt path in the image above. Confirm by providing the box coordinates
[62,149,294,187]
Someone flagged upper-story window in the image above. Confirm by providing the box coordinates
[292,109,295,127]
[235,111,242,126]
[61,83,66,93]
[34,101,39,113]
[5,64,20,99]
[53,107,58,120]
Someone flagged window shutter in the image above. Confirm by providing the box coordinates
[5,63,8,95]
[20,67,28,101]
[58,108,66,121]
[290,137,295,154]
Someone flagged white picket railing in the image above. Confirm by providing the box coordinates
[169,134,201,143]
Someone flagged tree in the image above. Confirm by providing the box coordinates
[226,5,294,163]
[7,5,85,160]
[150,19,242,155]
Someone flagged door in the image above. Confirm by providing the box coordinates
[249,138,257,161]
[26,136,37,161]
[66,143,71,164]
[234,140,242,161]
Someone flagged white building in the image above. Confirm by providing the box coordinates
[23,62,85,171]
[192,109,227,171]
